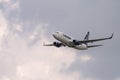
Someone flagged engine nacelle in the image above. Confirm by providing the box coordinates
[73,40,80,45]
[75,44,88,50]
[53,42,62,47]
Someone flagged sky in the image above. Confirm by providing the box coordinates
[0,0,120,80]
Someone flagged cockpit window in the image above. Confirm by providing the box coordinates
[63,34,71,39]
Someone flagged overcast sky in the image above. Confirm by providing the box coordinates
[0,0,120,80]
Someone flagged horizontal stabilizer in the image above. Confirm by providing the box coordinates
[87,44,102,48]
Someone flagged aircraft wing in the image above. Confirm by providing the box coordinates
[87,44,102,48]
[80,33,113,43]
[43,42,66,47]
[43,42,54,46]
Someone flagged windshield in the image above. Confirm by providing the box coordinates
[63,34,71,39]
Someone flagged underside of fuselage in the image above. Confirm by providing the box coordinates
[53,33,88,50]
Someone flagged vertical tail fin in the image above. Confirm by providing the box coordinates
[84,32,90,41]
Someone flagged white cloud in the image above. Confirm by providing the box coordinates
[0,11,95,80]
[0,77,11,80]
[16,61,80,80]
[0,10,7,38]
[29,24,45,41]
[10,1,19,10]
[0,0,96,80]
[79,54,93,63]
[0,20,79,80]
[0,0,10,3]
[0,10,8,51]
[0,22,95,80]
[0,0,19,10]
[12,23,23,32]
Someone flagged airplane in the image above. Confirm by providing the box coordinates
[43,31,113,50]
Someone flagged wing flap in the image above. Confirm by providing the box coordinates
[87,44,102,48]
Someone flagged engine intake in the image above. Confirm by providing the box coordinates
[53,42,62,47]
[73,40,80,45]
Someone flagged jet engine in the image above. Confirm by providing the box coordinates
[73,40,80,45]
[53,42,62,47]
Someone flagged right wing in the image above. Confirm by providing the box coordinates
[80,33,113,43]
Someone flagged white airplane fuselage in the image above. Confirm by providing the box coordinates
[44,31,113,50]
[52,32,88,50]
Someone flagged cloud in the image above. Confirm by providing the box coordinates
[0,23,82,80]
[0,10,7,38]
[0,10,79,79]
[0,0,96,80]
[0,0,19,10]
[0,10,8,51]
[79,54,93,63]
[16,61,79,80]
[0,77,11,80]
[0,13,94,80]
[12,23,22,32]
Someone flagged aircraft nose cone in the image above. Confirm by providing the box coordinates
[52,32,56,37]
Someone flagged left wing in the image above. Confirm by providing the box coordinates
[43,42,54,46]
[80,33,113,43]
[43,42,66,47]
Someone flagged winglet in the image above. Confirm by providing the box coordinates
[109,33,114,39]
